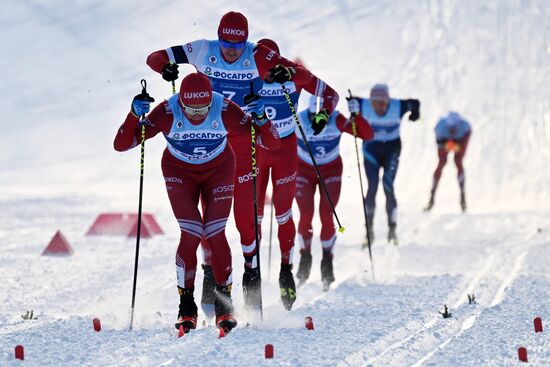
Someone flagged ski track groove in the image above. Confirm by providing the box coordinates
[340,231,535,367]
[371,243,528,366]
[409,250,528,367]
[339,250,497,366]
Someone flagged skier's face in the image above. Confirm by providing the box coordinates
[219,39,245,63]
[371,99,389,116]
[182,102,211,122]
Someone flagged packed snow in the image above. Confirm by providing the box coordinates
[1,0,549,366]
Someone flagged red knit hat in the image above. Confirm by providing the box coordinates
[218,11,248,43]
[257,38,280,54]
[179,73,213,106]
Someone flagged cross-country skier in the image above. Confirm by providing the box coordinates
[347,84,420,245]
[295,96,373,289]
[145,11,312,315]
[424,111,472,212]
[113,72,279,332]
[253,38,340,309]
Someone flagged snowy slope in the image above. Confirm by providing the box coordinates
[1,0,549,366]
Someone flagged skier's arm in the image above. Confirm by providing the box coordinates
[253,44,313,86]
[221,99,280,150]
[336,113,374,141]
[146,39,207,76]
[400,99,421,121]
[113,102,169,152]
[434,120,448,148]
[299,73,340,114]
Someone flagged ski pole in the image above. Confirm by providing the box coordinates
[129,79,154,330]
[268,200,274,281]
[246,82,263,318]
[348,89,375,280]
[282,89,345,233]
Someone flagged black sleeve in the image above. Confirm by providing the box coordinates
[400,99,420,121]
[169,46,189,64]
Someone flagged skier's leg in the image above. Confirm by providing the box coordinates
[430,147,448,202]
[242,149,270,311]
[256,146,271,233]
[319,158,343,253]
[233,142,259,270]
[197,195,216,317]
[363,143,381,241]
[456,132,470,211]
[318,158,343,289]
[271,135,298,265]
[271,136,298,310]
[295,160,317,283]
[162,159,201,329]
[382,140,401,242]
[201,157,237,330]
[295,160,316,252]
[454,152,465,191]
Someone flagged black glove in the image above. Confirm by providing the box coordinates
[161,63,179,82]
[311,109,329,135]
[405,99,420,121]
[269,64,293,84]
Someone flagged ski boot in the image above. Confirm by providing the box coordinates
[320,252,335,291]
[363,214,375,249]
[175,287,198,332]
[460,191,467,212]
[423,195,435,212]
[242,265,262,311]
[387,224,399,246]
[279,263,297,311]
[200,264,216,318]
[214,284,237,332]
[296,252,312,286]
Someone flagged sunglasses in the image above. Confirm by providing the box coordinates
[180,98,211,115]
[219,39,245,50]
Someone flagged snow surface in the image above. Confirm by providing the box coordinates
[1,0,549,366]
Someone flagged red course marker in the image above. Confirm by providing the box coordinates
[518,347,528,362]
[305,316,314,330]
[15,345,24,360]
[93,317,101,332]
[265,344,274,359]
[534,317,543,333]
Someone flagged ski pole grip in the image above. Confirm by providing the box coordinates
[141,79,147,95]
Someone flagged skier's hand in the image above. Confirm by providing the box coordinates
[405,99,420,121]
[131,93,155,117]
[268,64,293,84]
[445,140,461,152]
[312,108,329,135]
[245,93,268,126]
[161,62,179,82]
[347,97,360,116]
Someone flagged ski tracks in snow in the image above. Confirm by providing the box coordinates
[339,230,533,366]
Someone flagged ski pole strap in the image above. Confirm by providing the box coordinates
[282,89,345,233]
[172,80,176,95]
